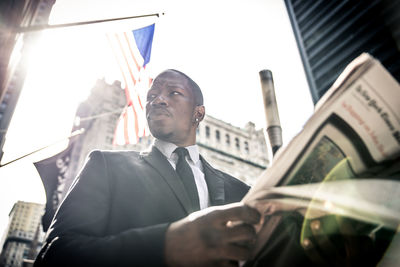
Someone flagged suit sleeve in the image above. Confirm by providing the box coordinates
[222,172,250,203]
[34,150,169,267]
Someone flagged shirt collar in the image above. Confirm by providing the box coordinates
[154,139,200,164]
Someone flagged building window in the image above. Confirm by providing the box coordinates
[244,141,249,153]
[0,102,7,111]
[215,130,220,142]
[206,126,210,138]
[105,136,113,144]
[107,125,115,135]
[4,92,10,100]
[225,134,230,145]
[235,137,240,150]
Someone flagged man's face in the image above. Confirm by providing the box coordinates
[146,70,197,146]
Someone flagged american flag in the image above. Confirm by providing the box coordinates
[107,23,155,145]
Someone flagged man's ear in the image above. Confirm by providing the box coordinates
[194,105,205,123]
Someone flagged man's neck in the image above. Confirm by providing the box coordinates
[154,139,199,162]
[168,138,196,148]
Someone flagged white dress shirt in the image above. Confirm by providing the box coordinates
[154,139,210,210]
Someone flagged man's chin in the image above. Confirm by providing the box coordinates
[149,129,173,142]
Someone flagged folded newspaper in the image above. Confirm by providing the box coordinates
[243,53,400,262]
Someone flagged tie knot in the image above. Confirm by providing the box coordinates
[174,147,189,159]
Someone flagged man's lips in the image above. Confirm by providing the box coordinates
[147,108,171,120]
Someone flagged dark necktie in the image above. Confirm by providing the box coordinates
[174,147,200,212]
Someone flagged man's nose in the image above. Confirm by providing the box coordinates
[151,94,168,106]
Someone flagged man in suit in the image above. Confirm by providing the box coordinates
[34,69,260,267]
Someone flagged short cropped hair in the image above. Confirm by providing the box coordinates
[168,69,204,106]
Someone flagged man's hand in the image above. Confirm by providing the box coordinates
[165,202,261,267]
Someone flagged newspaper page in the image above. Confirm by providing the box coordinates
[242,53,400,262]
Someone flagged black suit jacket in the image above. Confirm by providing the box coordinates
[34,146,249,267]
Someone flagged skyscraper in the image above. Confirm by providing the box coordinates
[285,0,400,103]
[0,201,45,267]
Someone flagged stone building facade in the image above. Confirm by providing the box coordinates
[197,116,269,185]
[62,79,127,199]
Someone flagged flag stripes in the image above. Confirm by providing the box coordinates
[106,24,155,145]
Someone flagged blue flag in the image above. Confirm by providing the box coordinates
[133,23,155,67]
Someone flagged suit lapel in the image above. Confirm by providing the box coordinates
[142,146,192,214]
[201,156,225,206]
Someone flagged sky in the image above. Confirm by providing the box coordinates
[0,0,313,241]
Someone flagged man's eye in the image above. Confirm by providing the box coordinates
[171,91,182,96]
[147,94,156,100]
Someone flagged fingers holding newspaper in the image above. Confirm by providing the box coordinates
[164,202,261,267]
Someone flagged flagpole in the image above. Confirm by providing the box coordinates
[259,70,283,156]
[15,12,165,33]
[0,129,84,168]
